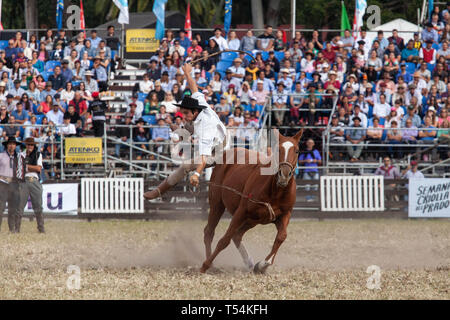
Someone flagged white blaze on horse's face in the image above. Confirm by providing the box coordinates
[281,141,294,162]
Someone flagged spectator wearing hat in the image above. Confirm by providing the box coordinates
[402,160,424,179]
[350,104,368,128]
[228,58,246,84]
[324,71,341,92]
[409,71,427,94]
[88,92,109,137]
[245,60,259,81]
[92,56,108,92]
[272,82,288,126]
[84,70,99,93]
[420,39,437,65]
[16,137,44,233]
[0,136,25,233]
[9,79,25,101]
[345,116,366,161]
[162,57,177,80]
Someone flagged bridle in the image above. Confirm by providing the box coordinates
[277,161,296,187]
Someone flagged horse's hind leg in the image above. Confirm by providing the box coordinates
[254,211,291,274]
[233,222,256,271]
[204,201,225,260]
[200,208,246,273]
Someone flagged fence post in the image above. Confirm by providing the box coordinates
[60,135,64,180]
[129,125,133,173]
[104,124,107,175]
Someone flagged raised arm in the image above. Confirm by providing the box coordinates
[182,63,198,94]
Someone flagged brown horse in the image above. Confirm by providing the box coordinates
[201,128,303,273]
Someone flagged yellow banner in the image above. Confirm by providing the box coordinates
[126,29,160,52]
[65,138,103,164]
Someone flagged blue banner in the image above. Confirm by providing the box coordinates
[429,0,434,20]
[224,0,232,37]
[153,0,168,40]
[56,0,64,30]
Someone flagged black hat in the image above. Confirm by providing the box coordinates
[173,96,206,110]
[2,136,21,147]
[426,22,433,28]
[357,40,365,45]
[6,93,13,99]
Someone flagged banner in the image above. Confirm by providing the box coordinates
[341,1,351,37]
[408,178,450,218]
[126,29,160,52]
[353,0,367,38]
[65,137,103,163]
[23,183,78,215]
[184,2,192,40]
[0,0,3,30]
[224,0,232,37]
[80,0,86,33]
[112,0,129,24]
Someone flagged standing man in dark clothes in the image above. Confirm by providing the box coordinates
[17,137,45,233]
[114,113,133,158]
[64,104,83,136]
[87,92,109,137]
[0,137,24,233]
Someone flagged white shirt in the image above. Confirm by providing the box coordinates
[46,109,65,125]
[210,36,229,51]
[373,102,391,118]
[21,150,43,179]
[60,123,77,136]
[404,170,424,179]
[228,66,245,83]
[139,80,154,94]
[192,91,227,156]
[350,112,368,128]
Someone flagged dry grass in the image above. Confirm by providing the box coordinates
[0,219,448,299]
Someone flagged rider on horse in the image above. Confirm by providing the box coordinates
[144,63,227,200]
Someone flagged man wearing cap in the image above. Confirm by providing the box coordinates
[144,63,227,200]
[409,71,427,93]
[419,40,437,64]
[0,136,24,233]
[345,117,366,162]
[421,22,439,44]
[88,92,109,137]
[220,69,240,94]
[253,79,270,105]
[92,57,108,92]
[396,62,413,83]
[402,160,424,179]
[9,79,25,101]
[401,105,422,128]
[228,58,246,84]
[16,137,45,233]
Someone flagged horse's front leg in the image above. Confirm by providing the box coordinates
[204,201,225,260]
[254,210,291,274]
[200,207,247,273]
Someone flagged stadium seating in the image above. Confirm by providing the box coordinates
[142,115,156,125]
[40,71,50,81]
[405,62,416,74]
[216,61,232,73]
[220,51,238,62]
[274,51,285,61]
[138,92,147,102]
[0,40,8,50]
[35,114,45,124]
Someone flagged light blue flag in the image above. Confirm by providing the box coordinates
[56,0,64,30]
[224,0,232,38]
[429,0,434,20]
[153,0,168,40]
[112,0,129,24]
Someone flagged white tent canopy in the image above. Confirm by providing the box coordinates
[364,18,422,48]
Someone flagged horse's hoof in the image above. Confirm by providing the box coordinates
[200,263,209,273]
[253,261,270,274]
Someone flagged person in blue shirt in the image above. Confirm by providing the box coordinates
[177,29,192,53]
[396,63,412,83]
[11,102,29,125]
[60,60,74,84]
[298,138,322,201]
[421,22,439,44]
[92,57,108,92]
[4,39,17,59]
[40,82,57,102]
[87,30,102,50]
[151,118,170,154]
[401,40,419,62]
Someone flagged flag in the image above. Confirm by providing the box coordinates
[56,0,64,30]
[353,0,367,38]
[112,0,129,24]
[341,1,351,37]
[184,2,192,40]
[224,0,232,37]
[80,0,86,34]
[429,0,434,20]
[0,0,3,30]
[153,0,168,40]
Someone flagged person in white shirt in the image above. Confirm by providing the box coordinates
[227,31,240,51]
[349,105,368,128]
[139,73,154,94]
[228,58,246,84]
[373,94,391,119]
[210,28,229,51]
[144,63,227,200]
[402,160,424,179]
[60,115,77,136]
[46,104,65,126]
[125,93,144,116]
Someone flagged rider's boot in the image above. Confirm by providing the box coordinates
[144,179,172,200]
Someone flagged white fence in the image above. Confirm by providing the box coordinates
[320,176,385,212]
[81,178,144,213]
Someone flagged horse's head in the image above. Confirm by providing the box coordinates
[275,128,303,188]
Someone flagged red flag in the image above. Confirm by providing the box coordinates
[80,0,86,36]
[184,2,192,40]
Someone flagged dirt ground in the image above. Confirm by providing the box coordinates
[0,219,448,299]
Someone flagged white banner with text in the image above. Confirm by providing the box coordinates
[408,178,450,218]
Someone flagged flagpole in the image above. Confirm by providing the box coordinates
[121,23,125,61]
[291,0,296,41]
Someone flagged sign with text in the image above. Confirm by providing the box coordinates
[65,138,103,163]
[408,178,450,218]
[23,183,78,215]
[126,29,159,52]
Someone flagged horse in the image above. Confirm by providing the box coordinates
[201,128,303,273]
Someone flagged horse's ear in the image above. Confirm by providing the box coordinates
[293,128,304,141]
